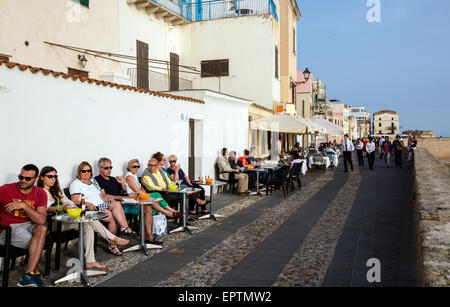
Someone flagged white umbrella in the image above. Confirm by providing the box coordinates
[310,116,343,136]
[250,114,315,134]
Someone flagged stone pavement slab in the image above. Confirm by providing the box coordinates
[322,157,419,287]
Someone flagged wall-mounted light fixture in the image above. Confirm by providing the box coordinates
[78,54,88,68]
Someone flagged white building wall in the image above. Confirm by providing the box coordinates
[0,0,120,79]
[178,15,280,110]
[0,65,248,188]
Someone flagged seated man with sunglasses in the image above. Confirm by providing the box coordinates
[0,164,48,287]
[94,157,128,201]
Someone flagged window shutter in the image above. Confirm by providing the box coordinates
[293,28,296,53]
[79,0,89,8]
[136,40,149,90]
[170,52,180,91]
[275,46,278,79]
[201,59,229,78]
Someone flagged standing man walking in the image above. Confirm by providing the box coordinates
[382,136,393,168]
[341,134,354,172]
[356,138,364,166]
[366,137,376,170]
[393,135,404,168]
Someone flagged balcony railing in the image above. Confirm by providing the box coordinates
[153,0,278,22]
[127,68,193,91]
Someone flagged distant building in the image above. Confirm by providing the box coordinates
[312,79,327,117]
[373,110,400,136]
[295,70,314,119]
[349,106,371,139]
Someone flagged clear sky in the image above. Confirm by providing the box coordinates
[296,0,450,137]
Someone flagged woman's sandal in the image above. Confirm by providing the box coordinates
[188,210,197,215]
[108,246,124,256]
[172,211,184,219]
[85,262,109,271]
[120,227,137,236]
[112,237,130,247]
[196,204,209,215]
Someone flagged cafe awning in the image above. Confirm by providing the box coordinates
[310,116,343,136]
[250,114,324,134]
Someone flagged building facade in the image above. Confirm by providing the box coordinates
[373,110,400,136]
[349,106,371,139]
[312,79,327,118]
[279,0,301,112]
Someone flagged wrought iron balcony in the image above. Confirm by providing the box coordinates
[127,0,278,24]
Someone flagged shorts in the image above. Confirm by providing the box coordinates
[97,202,111,212]
[0,222,39,249]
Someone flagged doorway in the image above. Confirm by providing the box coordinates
[188,119,203,179]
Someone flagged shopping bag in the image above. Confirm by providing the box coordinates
[152,213,168,239]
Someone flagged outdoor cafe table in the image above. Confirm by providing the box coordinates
[330,154,339,167]
[168,187,202,235]
[121,197,164,255]
[247,164,278,196]
[308,155,331,169]
[298,159,308,174]
[53,211,108,287]
[198,181,227,221]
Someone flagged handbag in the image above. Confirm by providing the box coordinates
[152,213,168,239]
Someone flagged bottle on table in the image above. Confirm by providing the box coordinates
[80,194,86,216]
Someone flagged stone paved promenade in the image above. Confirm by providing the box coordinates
[2,155,420,287]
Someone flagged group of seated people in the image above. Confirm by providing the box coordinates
[0,151,212,287]
[218,147,308,195]
[318,142,339,155]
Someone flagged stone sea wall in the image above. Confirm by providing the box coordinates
[417,137,450,161]
[414,148,450,286]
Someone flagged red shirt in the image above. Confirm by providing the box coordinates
[238,157,249,167]
[363,140,368,149]
[0,183,47,231]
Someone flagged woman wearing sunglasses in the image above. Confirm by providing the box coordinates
[124,160,183,217]
[37,166,129,270]
[69,161,136,256]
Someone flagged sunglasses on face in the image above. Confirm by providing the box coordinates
[81,170,92,173]
[148,164,158,167]
[45,175,58,179]
[18,175,36,182]
[102,166,113,170]
[131,165,140,169]
[169,160,177,163]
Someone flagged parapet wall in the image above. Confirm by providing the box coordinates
[417,137,450,161]
[414,148,450,286]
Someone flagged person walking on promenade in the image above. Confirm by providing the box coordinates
[382,136,393,168]
[379,136,385,159]
[409,136,417,162]
[407,132,416,162]
[356,138,364,167]
[366,137,376,170]
[393,135,404,168]
[341,134,354,172]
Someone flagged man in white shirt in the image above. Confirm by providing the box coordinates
[341,134,354,172]
[366,136,376,170]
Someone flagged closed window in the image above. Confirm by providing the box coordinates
[73,0,89,8]
[275,46,278,79]
[201,59,229,78]
[293,28,296,54]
